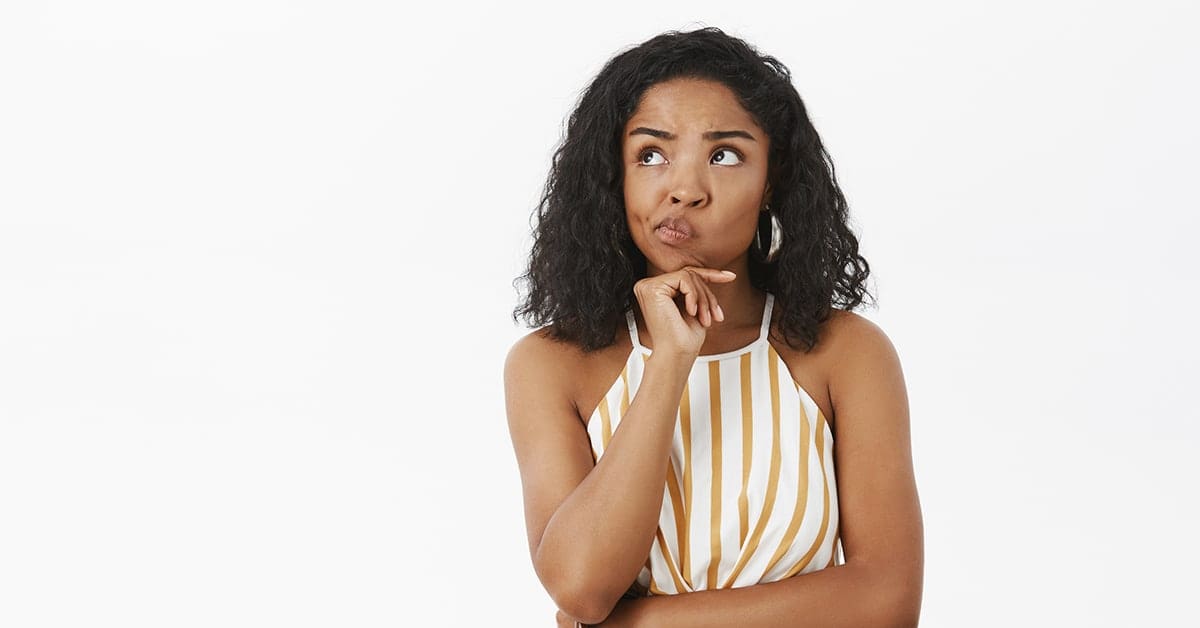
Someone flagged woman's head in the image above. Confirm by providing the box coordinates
[513,26,873,352]
[622,77,771,278]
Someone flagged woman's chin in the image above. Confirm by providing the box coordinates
[646,255,707,274]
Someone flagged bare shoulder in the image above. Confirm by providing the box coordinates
[821,306,876,332]
[504,326,585,413]
[506,326,581,366]
[821,308,903,375]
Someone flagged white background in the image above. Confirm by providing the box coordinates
[2,1,1197,626]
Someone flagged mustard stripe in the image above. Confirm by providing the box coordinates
[664,449,688,591]
[738,352,752,548]
[654,527,688,593]
[598,379,614,451]
[784,408,832,577]
[619,367,631,416]
[679,378,693,588]
[760,380,811,576]
[707,361,723,589]
[719,343,784,588]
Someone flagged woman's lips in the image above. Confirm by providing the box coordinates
[655,216,694,244]
[655,225,692,243]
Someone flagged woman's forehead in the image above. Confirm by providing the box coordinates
[626,79,758,133]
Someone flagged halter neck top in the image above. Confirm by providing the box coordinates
[585,292,842,595]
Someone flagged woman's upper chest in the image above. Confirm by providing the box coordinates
[572,318,837,433]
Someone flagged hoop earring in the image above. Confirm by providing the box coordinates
[753,204,782,263]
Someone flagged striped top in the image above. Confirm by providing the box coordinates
[585,292,842,596]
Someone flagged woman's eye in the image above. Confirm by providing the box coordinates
[712,148,743,166]
[639,149,665,165]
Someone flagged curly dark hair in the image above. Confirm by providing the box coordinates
[511,26,874,353]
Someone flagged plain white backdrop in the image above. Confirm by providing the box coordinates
[1,1,1197,626]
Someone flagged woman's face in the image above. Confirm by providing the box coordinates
[621,77,771,276]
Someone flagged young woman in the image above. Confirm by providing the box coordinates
[506,27,923,627]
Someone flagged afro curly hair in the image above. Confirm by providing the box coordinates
[512,26,874,353]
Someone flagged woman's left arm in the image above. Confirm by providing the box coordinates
[595,314,925,628]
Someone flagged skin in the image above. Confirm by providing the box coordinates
[606,76,834,444]
[622,77,772,344]
[506,77,923,627]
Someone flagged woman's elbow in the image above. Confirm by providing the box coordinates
[535,552,613,625]
[548,582,612,626]
[877,577,923,627]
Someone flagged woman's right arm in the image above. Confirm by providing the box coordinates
[507,267,731,624]
[504,335,693,625]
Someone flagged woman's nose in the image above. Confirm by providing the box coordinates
[669,161,709,207]
[670,187,707,207]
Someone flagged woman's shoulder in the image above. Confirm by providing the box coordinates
[504,327,584,426]
[815,307,904,419]
[820,307,896,357]
[773,305,879,346]
[506,326,583,373]
[506,323,629,424]
[508,320,628,363]
[766,306,884,425]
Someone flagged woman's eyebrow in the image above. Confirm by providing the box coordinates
[628,127,757,142]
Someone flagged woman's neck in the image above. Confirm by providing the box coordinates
[632,281,769,353]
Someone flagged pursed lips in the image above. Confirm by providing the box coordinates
[656,216,695,238]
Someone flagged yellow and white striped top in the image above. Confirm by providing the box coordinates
[586,292,842,595]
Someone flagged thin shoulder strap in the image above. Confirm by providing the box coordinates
[758,293,775,340]
[625,309,644,349]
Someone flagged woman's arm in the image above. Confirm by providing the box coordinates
[590,314,925,627]
[594,560,915,627]
[505,334,695,624]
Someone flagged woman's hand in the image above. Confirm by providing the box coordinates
[633,266,737,360]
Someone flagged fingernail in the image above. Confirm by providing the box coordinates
[717,305,725,321]
[722,270,735,276]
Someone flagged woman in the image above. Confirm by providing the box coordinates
[505,27,924,627]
